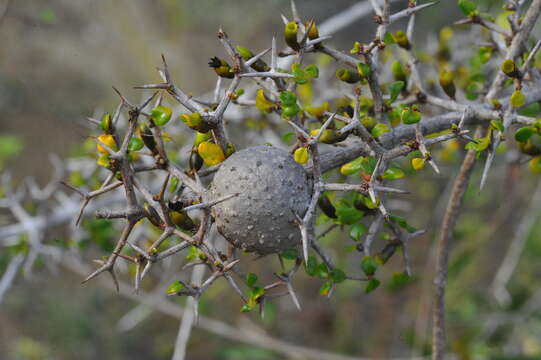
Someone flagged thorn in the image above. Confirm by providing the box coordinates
[141,261,152,280]
[271,37,277,71]
[290,0,300,22]
[161,54,171,83]
[109,268,120,292]
[287,281,302,311]
[81,262,110,285]
[480,148,495,191]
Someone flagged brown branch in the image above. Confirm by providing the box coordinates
[431,140,478,360]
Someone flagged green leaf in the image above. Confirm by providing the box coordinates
[465,135,490,152]
[331,268,347,284]
[490,119,504,132]
[382,167,405,180]
[365,278,381,293]
[316,263,330,279]
[304,64,319,78]
[128,137,144,152]
[279,91,297,106]
[169,176,179,193]
[389,215,417,233]
[246,273,258,287]
[350,41,362,54]
[529,156,541,174]
[383,32,395,44]
[319,280,333,296]
[249,286,265,301]
[389,81,405,103]
[185,246,200,261]
[282,104,300,117]
[479,46,493,64]
[336,205,364,225]
[371,123,390,138]
[518,102,540,117]
[401,107,422,124]
[361,256,378,276]
[465,82,480,100]
[357,62,371,77]
[340,156,364,175]
[281,248,298,260]
[458,0,477,16]
[240,304,253,312]
[388,272,414,291]
[281,132,295,144]
[515,126,536,143]
[151,105,173,126]
[305,255,318,276]
[360,156,377,174]
[350,223,367,241]
[166,280,185,295]
[510,90,526,108]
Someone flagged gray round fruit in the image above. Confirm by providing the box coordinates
[209,145,312,255]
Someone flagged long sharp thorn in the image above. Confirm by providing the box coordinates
[301,230,309,264]
[287,282,301,311]
[290,0,300,22]
[141,261,152,280]
[480,148,496,191]
[271,37,277,71]
[428,159,441,174]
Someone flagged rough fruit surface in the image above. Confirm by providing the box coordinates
[210,145,312,255]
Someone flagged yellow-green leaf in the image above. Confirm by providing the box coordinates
[197,141,225,166]
[510,90,526,108]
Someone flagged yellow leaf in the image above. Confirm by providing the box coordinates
[411,157,426,171]
[197,141,225,166]
[96,135,117,154]
[255,89,276,113]
[96,154,110,168]
[294,147,309,164]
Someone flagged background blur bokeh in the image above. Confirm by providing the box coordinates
[2,1,541,359]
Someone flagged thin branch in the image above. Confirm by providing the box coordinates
[431,143,478,360]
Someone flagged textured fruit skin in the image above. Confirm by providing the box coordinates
[210,145,312,255]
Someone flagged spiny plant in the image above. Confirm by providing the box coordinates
[1,0,541,359]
